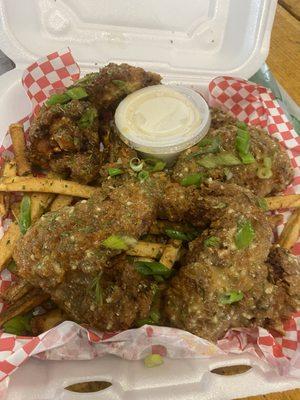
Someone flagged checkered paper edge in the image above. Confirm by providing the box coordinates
[0,53,299,383]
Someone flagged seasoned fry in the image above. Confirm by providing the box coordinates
[0,177,96,198]
[50,195,73,211]
[266,194,300,210]
[159,239,182,269]
[0,279,32,303]
[127,241,165,258]
[3,160,17,177]
[278,209,300,249]
[9,124,31,176]
[31,309,68,335]
[0,160,17,216]
[0,222,21,271]
[0,195,5,216]
[31,193,55,219]
[0,193,54,272]
[267,214,284,228]
[10,200,21,220]
[0,288,49,328]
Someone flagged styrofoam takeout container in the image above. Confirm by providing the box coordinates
[1,1,299,399]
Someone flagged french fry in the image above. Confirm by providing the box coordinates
[127,241,166,258]
[0,194,54,272]
[31,193,55,219]
[50,195,73,211]
[0,222,21,271]
[159,239,182,269]
[10,200,21,221]
[9,124,31,176]
[0,279,32,303]
[0,195,5,216]
[0,176,96,198]
[0,288,49,328]
[266,194,300,211]
[3,160,17,177]
[31,309,67,335]
[0,160,17,216]
[278,209,300,249]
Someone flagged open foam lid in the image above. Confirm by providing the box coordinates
[0,0,277,85]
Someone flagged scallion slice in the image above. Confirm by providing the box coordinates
[66,87,88,100]
[235,128,255,165]
[219,290,244,305]
[144,354,164,368]
[165,229,194,241]
[108,168,124,177]
[235,218,255,249]
[198,152,241,168]
[257,157,273,179]
[180,173,203,187]
[19,195,31,235]
[257,197,269,211]
[102,235,137,250]
[45,93,70,106]
[3,315,32,335]
[78,107,97,128]
[130,158,144,172]
[135,261,172,278]
[144,158,166,172]
[138,170,149,182]
[204,236,220,247]
[188,136,221,159]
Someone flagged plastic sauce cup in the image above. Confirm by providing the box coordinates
[114,85,211,164]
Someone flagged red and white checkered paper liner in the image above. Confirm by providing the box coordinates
[0,50,299,385]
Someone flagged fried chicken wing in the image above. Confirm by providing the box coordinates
[172,109,293,197]
[27,64,161,183]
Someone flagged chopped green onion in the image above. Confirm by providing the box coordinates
[188,136,221,159]
[198,152,241,169]
[144,158,166,172]
[144,354,164,368]
[257,198,269,211]
[88,274,103,305]
[136,310,160,327]
[149,310,160,323]
[224,168,233,181]
[212,202,227,209]
[138,170,149,182]
[78,107,97,128]
[135,261,172,278]
[108,168,124,177]
[19,195,31,235]
[3,315,32,335]
[66,87,88,100]
[235,218,255,249]
[102,234,137,250]
[235,129,255,165]
[219,290,244,305]
[204,236,220,247]
[180,173,203,187]
[257,157,273,179]
[130,157,144,172]
[165,229,194,241]
[45,93,70,106]
[112,80,127,89]
[7,260,17,273]
[236,121,248,130]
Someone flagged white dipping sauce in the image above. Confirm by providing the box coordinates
[115,85,211,163]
